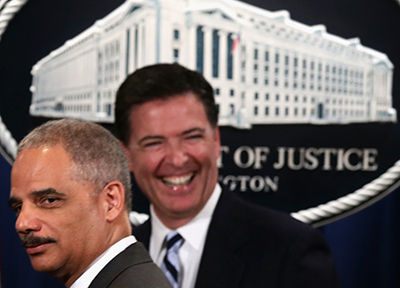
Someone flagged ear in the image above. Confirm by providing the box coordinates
[213,126,221,158]
[120,141,134,172]
[101,181,126,222]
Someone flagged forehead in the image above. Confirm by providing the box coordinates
[129,93,210,132]
[11,145,75,197]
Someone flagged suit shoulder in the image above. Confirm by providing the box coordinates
[90,243,171,288]
[230,194,325,245]
[108,262,172,288]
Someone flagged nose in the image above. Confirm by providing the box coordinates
[15,205,41,235]
[165,141,188,167]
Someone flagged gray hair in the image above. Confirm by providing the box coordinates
[18,118,132,211]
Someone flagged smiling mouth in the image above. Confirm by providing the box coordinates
[162,173,194,187]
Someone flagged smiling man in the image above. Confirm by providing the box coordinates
[9,119,171,288]
[115,63,339,288]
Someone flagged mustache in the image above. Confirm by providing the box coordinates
[21,234,57,248]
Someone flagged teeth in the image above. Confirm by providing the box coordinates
[163,174,193,186]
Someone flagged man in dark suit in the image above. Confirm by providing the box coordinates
[115,63,339,288]
[9,119,171,288]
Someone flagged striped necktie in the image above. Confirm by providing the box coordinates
[161,231,184,288]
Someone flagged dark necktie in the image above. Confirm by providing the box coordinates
[161,231,184,288]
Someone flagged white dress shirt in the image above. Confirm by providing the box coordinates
[149,184,221,288]
[70,235,137,288]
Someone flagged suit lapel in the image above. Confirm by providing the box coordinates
[195,189,249,288]
[133,188,250,288]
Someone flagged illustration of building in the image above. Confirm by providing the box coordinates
[29,0,396,127]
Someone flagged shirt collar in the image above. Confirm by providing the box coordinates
[70,235,137,288]
[150,184,221,253]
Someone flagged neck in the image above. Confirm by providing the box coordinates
[159,215,195,230]
[64,216,132,287]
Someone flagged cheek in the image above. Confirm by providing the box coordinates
[194,145,217,165]
[132,153,162,176]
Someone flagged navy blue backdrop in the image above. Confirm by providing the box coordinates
[1,0,400,287]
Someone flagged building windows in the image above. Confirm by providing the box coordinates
[97,93,101,112]
[110,43,115,57]
[265,51,269,62]
[254,106,258,115]
[106,104,112,116]
[227,33,234,79]
[196,26,204,74]
[275,107,279,116]
[230,89,235,96]
[109,62,114,82]
[173,49,179,62]
[265,106,269,115]
[173,29,180,40]
[115,61,120,81]
[212,29,219,78]
[254,48,258,60]
[215,88,220,95]
[254,92,259,100]
[265,93,269,100]
[230,104,235,115]
[275,94,279,101]
[116,41,120,55]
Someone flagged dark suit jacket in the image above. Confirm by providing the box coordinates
[134,189,339,288]
[89,242,172,288]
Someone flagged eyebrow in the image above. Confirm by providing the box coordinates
[138,127,206,145]
[8,188,67,207]
[181,127,205,136]
[30,188,67,198]
[138,135,164,146]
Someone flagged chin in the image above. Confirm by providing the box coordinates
[31,258,59,273]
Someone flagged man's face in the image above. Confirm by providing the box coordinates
[124,93,220,226]
[9,145,108,284]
